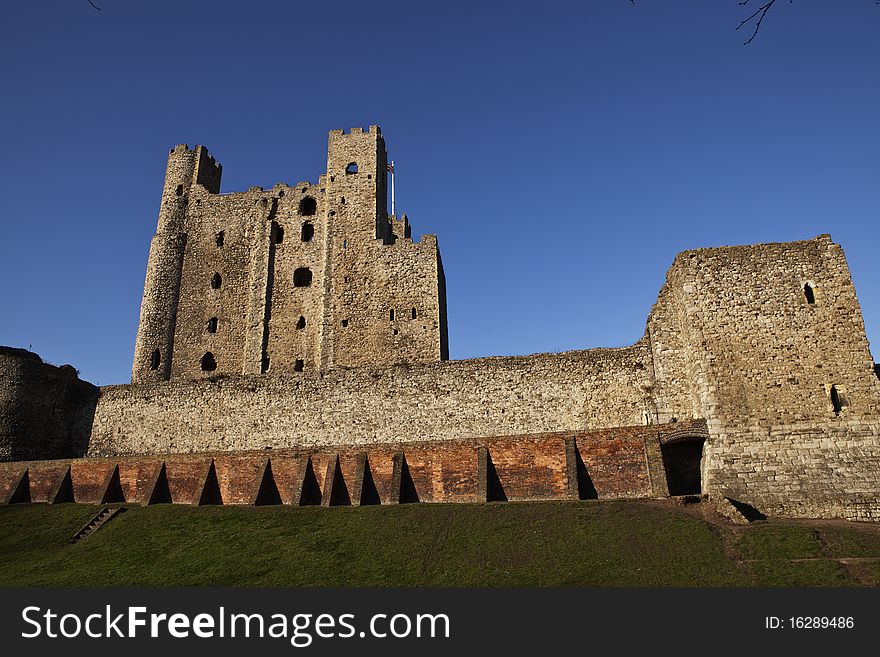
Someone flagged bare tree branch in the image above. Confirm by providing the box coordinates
[87,0,102,10]
[736,0,795,45]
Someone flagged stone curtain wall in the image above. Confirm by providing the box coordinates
[0,348,97,461]
[647,235,880,517]
[88,346,653,457]
[5,230,880,520]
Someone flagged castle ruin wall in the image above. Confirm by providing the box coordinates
[87,345,654,457]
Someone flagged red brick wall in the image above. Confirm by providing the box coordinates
[27,463,68,502]
[118,459,164,503]
[487,437,568,501]
[0,421,703,506]
[165,458,212,504]
[574,425,662,498]
[70,461,113,504]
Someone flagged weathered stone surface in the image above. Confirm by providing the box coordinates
[132,126,447,383]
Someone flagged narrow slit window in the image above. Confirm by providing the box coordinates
[411,308,417,319]
[830,385,844,415]
[296,316,306,330]
[211,273,222,289]
[175,184,183,196]
[207,317,218,333]
[804,283,815,304]
[215,231,225,247]
[301,222,314,242]
[294,359,304,372]
[201,352,217,372]
[150,349,161,370]
[390,308,395,321]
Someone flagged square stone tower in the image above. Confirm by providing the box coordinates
[132,126,448,383]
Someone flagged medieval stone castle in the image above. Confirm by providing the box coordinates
[1,126,879,521]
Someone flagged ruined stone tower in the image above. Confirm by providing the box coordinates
[132,126,449,383]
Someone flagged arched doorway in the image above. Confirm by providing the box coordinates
[660,436,705,496]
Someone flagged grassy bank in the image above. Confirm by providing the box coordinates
[1,500,878,586]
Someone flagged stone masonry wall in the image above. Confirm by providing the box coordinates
[646,235,880,518]
[0,348,97,461]
[89,345,654,457]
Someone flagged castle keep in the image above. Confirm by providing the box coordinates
[1,127,879,522]
[133,125,447,383]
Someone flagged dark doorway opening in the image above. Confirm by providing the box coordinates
[661,438,705,496]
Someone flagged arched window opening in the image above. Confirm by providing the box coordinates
[207,317,218,333]
[390,308,395,321]
[294,268,313,287]
[296,316,306,330]
[211,273,222,289]
[175,184,183,196]
[301,222,314,242]
[294,359,305,372]
[150,349,161,370]
[299,196,317,216]
[804,283,816,304]
[215,231,225,247]
[345,162,358,174]
[201,352,217,372]
[272,224,284,244]
[411,308,417,319]
[261,355,270,374]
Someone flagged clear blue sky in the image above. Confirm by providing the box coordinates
[1,1,877,385]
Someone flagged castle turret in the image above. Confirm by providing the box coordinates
[324,126,389,243]
[132,145,222,383]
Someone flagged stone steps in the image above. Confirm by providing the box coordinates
[69,507,124,544]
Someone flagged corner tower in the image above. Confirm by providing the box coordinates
[132,145,222,383]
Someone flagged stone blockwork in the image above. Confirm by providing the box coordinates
[88,346,654,456]
[645,235,880,520]
[0,422,688,506]
[132,126,448,384]
[0,347,97,462]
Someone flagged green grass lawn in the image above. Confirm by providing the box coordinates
[0,500,878,586]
